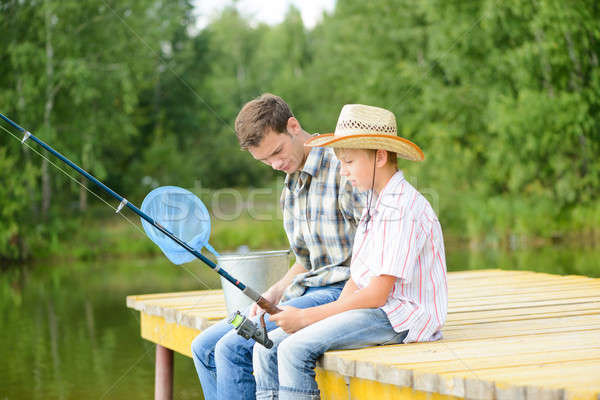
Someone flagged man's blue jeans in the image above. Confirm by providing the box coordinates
[253,308,408,400]
[191,283,345,400]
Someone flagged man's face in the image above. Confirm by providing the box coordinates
[248,129,306,174]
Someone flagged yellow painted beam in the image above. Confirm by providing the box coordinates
[315,368,461,400]
[141,312,201,358]
[316,368,349,400]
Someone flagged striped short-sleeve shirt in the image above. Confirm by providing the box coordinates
[350,171,448,343]
[280,146,366,302]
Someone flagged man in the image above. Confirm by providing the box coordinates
[191,94,365,399]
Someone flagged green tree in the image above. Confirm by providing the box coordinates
[0,0,195,259]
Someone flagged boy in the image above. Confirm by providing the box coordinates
[253,104,448,400]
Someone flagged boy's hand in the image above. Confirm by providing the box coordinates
[269,305,308,334]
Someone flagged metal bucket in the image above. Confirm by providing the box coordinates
[217,249,291,315]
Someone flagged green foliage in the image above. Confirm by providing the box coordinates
[1,0,598,261]
[0,147,37,260]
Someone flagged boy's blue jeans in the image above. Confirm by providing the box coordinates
[190,283,345,400]
[253,308,408,400]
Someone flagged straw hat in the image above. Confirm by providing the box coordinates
[305,104,424,161]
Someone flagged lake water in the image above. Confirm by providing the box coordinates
[1,244,598,399]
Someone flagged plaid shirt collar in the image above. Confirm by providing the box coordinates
[284,145,326,190]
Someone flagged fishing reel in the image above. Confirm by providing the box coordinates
[228,311,273,349]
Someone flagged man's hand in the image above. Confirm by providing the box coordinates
[248,262,308,318]
[248,285,284,318]
[269,305,308,334]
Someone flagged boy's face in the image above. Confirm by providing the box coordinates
[248,129,306,174]
[336,149,375,192]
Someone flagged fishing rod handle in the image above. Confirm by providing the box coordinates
[242,286,282,314]
[256,297,282,315]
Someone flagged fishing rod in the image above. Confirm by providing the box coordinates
[0,112,279,347]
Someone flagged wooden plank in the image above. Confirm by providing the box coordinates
[446,301,600,324]
[445,269,589,280]
[443,315,600,341]
[448,287,600,302]
[448,283,600,299]
[449,282,598,297]
[449,288,600,304]
[449,296,598,311]
[185,309,227,318]
[181,310,227,330]
[129,292,227,329]
[128,269,600,400]
[143,299,225,313]
[141,297,225,308]
[447,271,593,282]
[399,347,600,373]
[452,360,600,385]
[447,274,594,289]
[448,275,598,293]
[139,300,224,317]
[445,313,600,330]
[445,269,528,278]
[129,289,222,299]
[322,330,600,367]
[131,294,225,309]
[448,275,596,288]
[127,289,221,306]
[440,360,600,400]
[412,360,600,399]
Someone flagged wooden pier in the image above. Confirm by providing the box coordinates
[127,269,600,399]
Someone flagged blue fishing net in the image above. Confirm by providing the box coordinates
[140,186,219,264]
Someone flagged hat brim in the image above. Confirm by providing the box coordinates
[305,133,424,162]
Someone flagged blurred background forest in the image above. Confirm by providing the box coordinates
[1,1,599,399]
[1,0,599,262]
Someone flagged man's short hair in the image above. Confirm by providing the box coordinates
[235,93,294,150]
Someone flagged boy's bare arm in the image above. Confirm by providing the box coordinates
[337,278,359,301]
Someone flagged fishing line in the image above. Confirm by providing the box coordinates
[99,0,235,133]
[2,2,487,378]
[0,122,212,290]
[1,112,282,353]
[363,151,378,232]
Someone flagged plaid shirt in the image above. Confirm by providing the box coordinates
[280,146,366,302]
